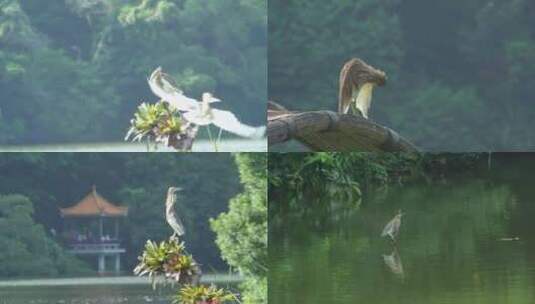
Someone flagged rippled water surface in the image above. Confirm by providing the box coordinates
[270,173,535,304]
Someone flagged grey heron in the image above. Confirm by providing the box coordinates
[148,67,199,112]
[338,58,387,118]
[381,210,403,242]
[182,92,266,139]
[165,187,185,237]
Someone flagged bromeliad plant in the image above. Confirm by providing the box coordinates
[135,188,238,303]
[134,237,201,289]
[125,102,199,151]
[174,284,237,304]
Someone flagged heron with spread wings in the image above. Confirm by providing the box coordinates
[148,67,265,139]
[148,67,198,112]
[182,92,266,138]
[165,187,185,237]
[338,58,387,119]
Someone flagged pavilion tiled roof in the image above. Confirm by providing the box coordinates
[60,185,128,217]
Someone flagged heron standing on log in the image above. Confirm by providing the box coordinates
[338,58,387,118]
[381,210,403,242]
[165,187,185,237]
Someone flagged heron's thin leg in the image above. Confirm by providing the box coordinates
[350,102,358,116]
[390,236,398,247]
[207,125,213,142]
[216,127,223,150]
[206,125,218,152]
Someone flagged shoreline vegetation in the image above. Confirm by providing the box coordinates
[269,153,484,195]
[268,153,516,218]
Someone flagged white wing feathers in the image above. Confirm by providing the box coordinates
[183,108,265,138]
[147,69,199,112]
[182,111,212,126]
[211,109,266,139]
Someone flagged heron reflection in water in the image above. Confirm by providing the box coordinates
[381,210,403,242]
[381,210,405,278]
[383,248,404,278]
[165,187,185,238]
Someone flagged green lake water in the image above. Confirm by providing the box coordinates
[0,284,172,304]
[0,275,241,304]
[269,170,535,304]
[0,139,266,152]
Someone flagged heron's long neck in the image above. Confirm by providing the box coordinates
[355,83,375,119]
[200,101,213,118]
[166,193,176,212]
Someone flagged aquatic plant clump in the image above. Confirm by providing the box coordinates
[174,284,237,304]
[125,102,198,151]
[134,237,201,288]
[163,253,202,285]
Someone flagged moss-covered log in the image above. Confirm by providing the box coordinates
[268,106,418,152]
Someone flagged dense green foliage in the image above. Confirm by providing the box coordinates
[0,0,266,144]
[0,194,91,277]
[269,0,535,151]
[0,153,242,277]
[211,153,267,304]
[269,153,483,211]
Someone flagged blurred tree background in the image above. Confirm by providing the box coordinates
[0,0,266,144]
[269,0,535,151]
[0,153,266,280]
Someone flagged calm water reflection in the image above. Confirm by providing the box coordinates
[270,179,535,304]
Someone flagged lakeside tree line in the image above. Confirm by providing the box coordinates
[0,0,266,144]
[269,0,535,151]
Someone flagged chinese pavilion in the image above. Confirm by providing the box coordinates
[60,185,128,274]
